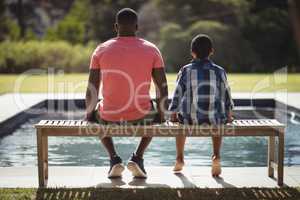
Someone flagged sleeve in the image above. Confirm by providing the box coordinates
[168,68,186,112]
[221,71,234,112]
[89,50,100,69]
[152,47,165,69]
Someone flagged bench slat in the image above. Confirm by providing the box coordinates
[37,120,48,126]
[35,119,285,131]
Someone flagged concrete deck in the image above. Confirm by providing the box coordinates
[0,166,299,188]
[0,93,84,122]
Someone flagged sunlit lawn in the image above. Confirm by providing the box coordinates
[0,73,299,94]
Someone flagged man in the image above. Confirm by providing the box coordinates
[85,8,168,179]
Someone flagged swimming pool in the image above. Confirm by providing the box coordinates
[0,110,299,167]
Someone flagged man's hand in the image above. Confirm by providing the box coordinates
[152,68,168,123]
[85,69,101,121]
[85,112,95,122]
[170,112,178,122]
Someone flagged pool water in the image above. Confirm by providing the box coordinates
[0,111,300,167]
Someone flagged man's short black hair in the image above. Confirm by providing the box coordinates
[116,8,138,26]
[191,34,213,59]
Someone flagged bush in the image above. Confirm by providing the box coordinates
[0,40,94,73]
[159,21,259,72]
[0,18,21,41]
[44,0,90,44]
[188,21,258,72]
[45,18,85,44]
[242,8,298,72]
[159,23,190,72]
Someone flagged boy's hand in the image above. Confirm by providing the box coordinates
[227,116,234,123]
[227,110,234,123]
[170,112,179,122]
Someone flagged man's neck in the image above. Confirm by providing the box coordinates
[118,32,136,37]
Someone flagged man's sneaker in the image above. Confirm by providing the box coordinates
[127,153,147,178]
[108,155,124,178]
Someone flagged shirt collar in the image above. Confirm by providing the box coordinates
[192,58,212,65]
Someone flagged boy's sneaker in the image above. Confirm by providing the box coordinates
[108,155,124,178]
[127,153,147,178]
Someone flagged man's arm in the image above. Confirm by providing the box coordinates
[85,69,101,121]
[152,68,168,122]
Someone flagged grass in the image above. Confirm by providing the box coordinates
[0,187,300,200]
[0,188,36,200]
[0,73,299,94]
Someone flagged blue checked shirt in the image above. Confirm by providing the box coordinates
[169,59,234,124]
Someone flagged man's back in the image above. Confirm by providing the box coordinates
[90,37,164,121]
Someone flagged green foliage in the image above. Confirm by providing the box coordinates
[154,0,249,28]
[45,0,144,43]
[190,21,258,72]
[24,28,37,41]
[0,188,36,200]
[160,21,258,72]
[45,18,85,44]
[159,23,190,72]
[243,7,298,72]
[0,18,21,41]
[0,41,94,73]
[88,0,144,41]
[45,0,90,44]
[0,0,299,72]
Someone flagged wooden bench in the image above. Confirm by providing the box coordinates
[35,119,285,187]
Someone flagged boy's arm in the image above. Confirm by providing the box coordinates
[85,69,101,121]
[227,110,234,123]
[169,68,186,122]
[221,71,234,123]
[152,68,168,123]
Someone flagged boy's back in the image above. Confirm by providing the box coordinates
[169,58,234,124]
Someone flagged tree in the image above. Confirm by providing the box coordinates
[159,23,190,72]
[243,7,299,72]
[89,0,145,42]
[154,0,250,28]
[138,1,163,43]
[0,1,21,41]
[44,0,90,44]
[159,21,258,72]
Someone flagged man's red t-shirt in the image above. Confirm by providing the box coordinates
[90,36,164,122]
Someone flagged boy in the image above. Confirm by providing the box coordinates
[169,34,234,176]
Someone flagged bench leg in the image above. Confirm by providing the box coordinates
[37,129,48,187]
[268,136,275,178]
[44,134,48,180]
[277,133,284,186]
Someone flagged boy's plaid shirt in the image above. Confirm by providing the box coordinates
[169,59,234,124]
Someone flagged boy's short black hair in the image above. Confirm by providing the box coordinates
[191,34,213,59]
[116,8,138,26]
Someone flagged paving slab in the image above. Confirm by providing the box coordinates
[0,166,299,188]
[0,93,84,123]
